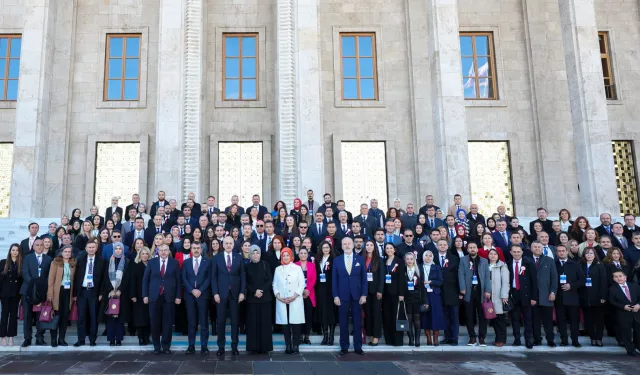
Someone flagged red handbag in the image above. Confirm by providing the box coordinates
[39,301,53,323]
[69,301,78,321]
[32,303,41,313]
[106,297,120,315]
[482,298,497,320]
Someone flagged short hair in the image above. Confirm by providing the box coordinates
[135,217,145,223]
[537,207,547,212]
[337,200,345,205]
[192,241,201,246]
[633,231,640,238]
[374,228,385,236]
[353,235,364,241]
[510,216,519,222]
[454,194,461,198]
[624,213,635,219]
[496,219,507,224]
[323,193,331,198]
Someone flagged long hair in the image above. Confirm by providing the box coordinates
[135,247,152,263]
[580,247,600,265]
[571,216,591,234]
[317,240,336,259]
[3,244,22,277]
[364,240,380,272]
[603,247,627,266]
[268,235,286,253]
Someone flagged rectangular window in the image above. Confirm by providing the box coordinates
[340,33,378,100]
[612,141,639,215]
[341,142,388,213]
[0,35,21,101]
[599,32,617,100]
[218,142,263,208]
[223,33,258,101]
[104,34,141,101]
[468,141,514,216]
[0,143,13,217]
[460,32,498,100]
[94,142,140,216]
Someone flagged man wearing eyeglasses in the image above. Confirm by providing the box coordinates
[396,228,420,260]
[254,220,267,251]
[297,222,309,241]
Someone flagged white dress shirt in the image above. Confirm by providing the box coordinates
[82,255,96,287]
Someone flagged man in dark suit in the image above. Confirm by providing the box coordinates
[124,193,141,221]
[124,217,146,248]
[20,239,51,347]
[554,245,585,347]
[181,242,211,354]
[497,205,511,224]
[353,204,379,237]
[436,239,460,345]
[211,237,246,356]
[418,195,440,216]
[400,203,418,231]
[181,192,202,214]
[529,208,553,234]
[332,237,367,355]
[224,195,245,216]
[424,206,444,230]
[145,215,166,246]
[20,222,40,256]
[336,212,352,240]
[493,219,511,261]
[622,213,639,241]
[317,193,338,217]
[182,207,199,229]
[530,241,558,347]
[612,222,630,251]
[595,212,613,238]
[105,197,124,222]
[247,194,269,220]
[466,204,485,226]
[609,269,640,356]
[149,190,169,218]
[310,212,328,246]
[143,244,182,354]
[73,241,106,347]
[204,195,220,217]
[396,229,420,259]
[335,200,353,224]
[508,245,538,348]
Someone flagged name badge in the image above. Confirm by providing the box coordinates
[560,274,567,284]
[367,272,373,282]
[385,274,392,284]
[63,280,71,289]
[38,268,41,277]
[472,275,478,285]
[304,278,307,287]
[87,274,93,280]
[320,273,327,283]
[407,281,414,291]
[585,277,592,287]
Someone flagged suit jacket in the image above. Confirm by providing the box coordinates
[609,282,640,324]
[145,226,165,247]
[317,203,338,216]
[424,217,444,230]
[384,234,402,246]
[508,259,538,303]
[396,242,421,260]
[124,229,146,248]
[20,237,38,257]
[224,205,245,216]
[181,256,211,298]
[533,255,558,306]
[401,214,418,231]
[447,204,469,217]
[149,200,169,218]
[419,204,440,216]
[124,203,141,221]
[20,253,52,295]
[332,254,368,300]
[438,252,460,306]
[466,213,486,226]
[247,205,269,220]
[492,231,511,253]
[353,215,379,236]
[365,259,385,295]
[579,262,607,307]
[554,259,585,307]
[529,219,553,234]
[142,257,181,302]
[73,255,106,296]
[305,200,320,215]
[458,256,491,302]
[309,222,328,243]
[181,203,203,216]
[623,225,640,241]
[210,252,246,299]
[595,225,613,238]
[121,221,137,238]
[612,236,629,251]
[204,206,220,217]
[105,206,123,221]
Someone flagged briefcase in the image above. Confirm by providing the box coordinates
[106,297,120,315]
[39,315,60,331]
[395,301,410,332]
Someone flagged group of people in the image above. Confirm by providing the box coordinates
[2,190,640,356]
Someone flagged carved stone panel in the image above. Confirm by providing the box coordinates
[218,142,263,209]
[340,142,388,214]
[94,142,141,216]
[468,141,514,216]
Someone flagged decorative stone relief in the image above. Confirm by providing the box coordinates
[218,142,263,209]
[611,141,640,215]
[94,142,141,217]
[340,142,388,214]
[468,141,514,217]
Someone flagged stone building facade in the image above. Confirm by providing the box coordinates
[0,0,638,219]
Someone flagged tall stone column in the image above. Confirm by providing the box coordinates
[558,0,619,215]
[276,0,299,205]
[155,0,184,200]
[9,0,58,218]
[426,0,471,204]
[295,0,324,197]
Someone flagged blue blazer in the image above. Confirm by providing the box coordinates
[425,218,444,230]
[492,231,511,251]
[210,252,246,300]
[423,263,444,296]
[309,222,328,241]
[332,254,368,301]
[181,257,211,298]
[142,257,182,302]
[20,253,52,295]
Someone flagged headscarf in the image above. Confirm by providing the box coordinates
[293,198,302,210]
[281,247,294,265]
[109,242,126,290]
[422,250,433,281]
[250,245,262,263]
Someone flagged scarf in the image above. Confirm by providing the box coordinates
[281,247,293,265]
[422,262,433,281]
[109,242,126,290]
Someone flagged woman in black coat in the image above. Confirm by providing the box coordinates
[0,244,22,346]
[579,247,608,347]
[403,252,425,347]
[100,242,131,346]
[314,240,336,345]
[245,247,274,353]
[381,244,405,346]
[363,240,384,346]
[129,247,151,345]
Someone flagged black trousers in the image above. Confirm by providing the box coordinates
[150,297,175,351]
[532,305,554,343]
[216,296,239,350]
[302,297,313,336]
[493,313,508,343]
[0,296,19,337]
[583,305,605,340]
[381,295,403,346]
[510,298,533,343]
[364,293,382,338]
[51,288,71,342]
[555,303,580,343]
[282,304,301,347]
[137,325,150,341]
[464,293,487,338]
[76,287,99,342]
[22,297,44,341]
[619,319,640,354]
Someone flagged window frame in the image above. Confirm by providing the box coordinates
[0,34,21,102]
[599,31,617,100]
[221,32,259,101]
[339,32,379,101]
[103,33,142,102]
[459,32,498,100]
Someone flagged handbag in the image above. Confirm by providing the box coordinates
[106,297,120,315]
[395,301,410,332]
[39,315,60,331]
[482,297,497,320]
[502,297,513,313]
[39,301,53,323]
[420,304,430,313]
[32,303,42,313]
[18,300,24,321]
[69,301,78,321]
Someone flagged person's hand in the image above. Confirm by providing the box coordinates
[600,299,606,304]
[175,298,181,305]
[399,296,404,302]
[633,304,640,313]
[484,292,491,299]
[303,289,310,298]
[530,300,537,306]
[376,292,382,300]
[143,297,149,304]
[501,298,509,305]
[115,290,121,297]
[239,293,245,302]
[548,292,556,302]
[255,290,263,298]
[423,304,429,310]
[334,297,341,306]
[561,284,570,291]
[424,280,431,285]
[214,294,220,304]
[359,296,366,305]
[73,297,77,302]
[192,289,201,298]
[131,297,137,303]
[625,305,632,311]
[460,290,466,295]
[98,295,103,301]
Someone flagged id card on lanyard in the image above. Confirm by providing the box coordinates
[63,280,71,289]
[560,274,567,284]
[585,266,592,287]
[320,273,327,283]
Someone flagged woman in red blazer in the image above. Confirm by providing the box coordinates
[295,248,316,344]
[478,233,505,261]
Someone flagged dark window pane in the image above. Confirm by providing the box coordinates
[476,57,490,77]
[6,80,17,100]
[125,58,139,78]
[460,36,473,56]
[7,59,19,79]
[226,58,239,78]
[108,58,122,78]
[461,57,474,76]
[463,77,476,99]
[225,79,239,99]
[475,36,489,56]
[599,35,606,54]
[10,38,21,57]
[359,36,372,57]
[343,58,357,77]
[126,37,140,57]
[242,37,256,57]
[342,36,356,56]
[360,79,375,99]
[242,79,256,99]
[360,57,373,77]
[242,58,256,78]
[107,80,122,100]
[343,78,357,99]
[0,60,5,78]
[0,39,7,57]
[123,80,138,100]
[109,37,123,57]
[601,58,609,78]
[225,37,239,57]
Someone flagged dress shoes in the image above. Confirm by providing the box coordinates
[110,341,115,346]
[560,341,569,346]
[217,349,225,356]
[526,342,533,349]
[512,340,521,347]
[90,341,96,347]
[35,339,46,346]
[572,342,582,348]
[291,346,299,354]
[21,339,31,348]
[58,340,68,347]
[73,341,85,347]
[354,349,364,355]
[533,340,541,346]
[439,339,450,345]
[547,341,556,348]
[201,347,209,354]
[153,348,162,354]
[51,341,58,348]
[285,345,292,354]
[162,348,171,354]
[185,345,196,354]
[339,349,348,355]
[231,348,240,355]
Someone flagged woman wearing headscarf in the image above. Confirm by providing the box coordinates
[420,250,445,346]
[273,248,305,354]
[289,198,303,224]
[47,245,76,347]
[294,248,316,344]
[130,247,151,345]
[245,246,273,353]
[100,242,131,346]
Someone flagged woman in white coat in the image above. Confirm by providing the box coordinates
[272,247,305,354]
[488,248,510,347]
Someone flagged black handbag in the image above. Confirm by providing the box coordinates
[395,301,410,332]
[420,304,430,313]
[39,314,59,331]
[502,297,513,313]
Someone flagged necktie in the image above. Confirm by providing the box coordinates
[387,235,392,243]
[450,229,454,239]
[502,232,508,244]
[157,227,161,233]
[160,260,166,295]
[622,284,632,301]
[621,237,628,248]
[430,219,434,228]
[616,262,621,269]
[194,258,199,276]
[515,261,520,290]
[88,258,94,287]
[561,260,564,267]
[227,254,232,272]
[544,247,549,256]
[606,226,611,234]
[317,223,321,233]
[37,255,42,267]
[535,257,540,269]
[346,256,352,275]
[343,224,346,232]
[379,244,383,255]
[441,256,445,267]
[267,237,272,248]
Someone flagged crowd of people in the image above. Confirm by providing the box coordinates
[1,190,640,356]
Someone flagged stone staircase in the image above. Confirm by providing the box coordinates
[0,218,60,257]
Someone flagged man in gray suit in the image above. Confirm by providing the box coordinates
[21,239,52,347]
[458,242,491,346]
[529,241,558,347]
